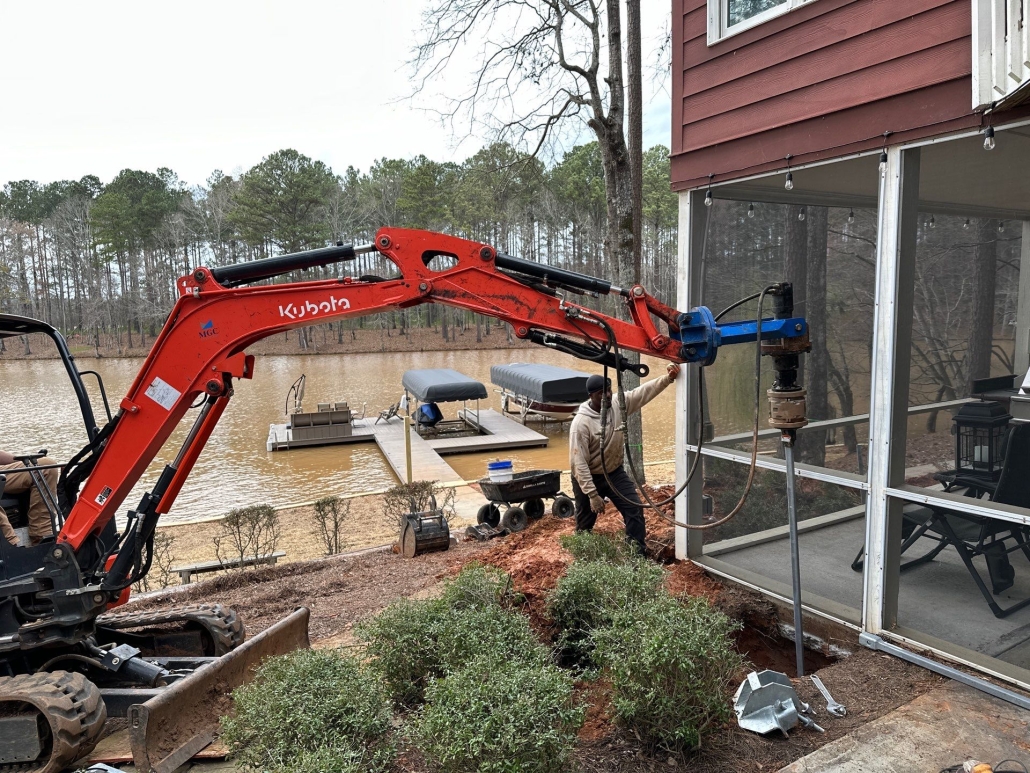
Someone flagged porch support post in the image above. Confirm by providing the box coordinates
[1015,221,1030,376]
[676,190,706,560]
[863,147,920,633]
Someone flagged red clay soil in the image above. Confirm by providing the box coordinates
[128,489,946,773]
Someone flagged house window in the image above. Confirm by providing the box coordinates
[709,0,813,44]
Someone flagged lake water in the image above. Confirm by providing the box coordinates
[1,348,696,523]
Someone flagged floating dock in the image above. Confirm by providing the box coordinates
[266,421,374,451]
[367,416,464,483]
[268,409,546,481]
[441,409,549,453]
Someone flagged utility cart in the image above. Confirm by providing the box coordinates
[475,469,575,533]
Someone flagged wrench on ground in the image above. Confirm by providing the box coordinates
[810,674,846,717]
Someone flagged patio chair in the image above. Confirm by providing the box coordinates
[852,423,1030,619]
[375,402,400,424]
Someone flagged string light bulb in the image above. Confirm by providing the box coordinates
[963,218,970,229]
[998,220,1005,232]
[984,125,995,151]
[784,155,794,191]
[929,214,935,228]
[747,203,755,218]
[848,208,855,224]
[798,206,806,222]
[704,174,714,207]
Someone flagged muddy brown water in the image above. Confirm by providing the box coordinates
[0,348,710,523]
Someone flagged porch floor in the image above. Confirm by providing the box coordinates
[705,517,1030,672]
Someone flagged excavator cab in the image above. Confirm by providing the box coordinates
[0,314,310,773]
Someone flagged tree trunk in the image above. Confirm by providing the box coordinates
[967,219,997,392]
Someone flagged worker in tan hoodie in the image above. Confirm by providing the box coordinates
[568,364,680,553]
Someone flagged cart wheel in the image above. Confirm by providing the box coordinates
[477,503,501,528]
[522,498,545,520]
[552,496,575,519]
[500,506,528,533]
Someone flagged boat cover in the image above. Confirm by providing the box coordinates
[402,369,488,402]
[490,363,591,404]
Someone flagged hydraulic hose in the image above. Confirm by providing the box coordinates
[592,285,775,532]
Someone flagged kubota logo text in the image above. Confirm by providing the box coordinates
[278,296,351,320]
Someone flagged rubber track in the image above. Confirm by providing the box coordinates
[96,604,245,656]
[0,671,106,773]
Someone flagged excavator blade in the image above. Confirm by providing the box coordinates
[128,606,310,773]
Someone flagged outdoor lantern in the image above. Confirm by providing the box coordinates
[953,400,1011,480]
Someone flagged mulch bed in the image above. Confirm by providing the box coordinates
[132,490,944,772]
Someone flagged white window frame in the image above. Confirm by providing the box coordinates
[708,0,814,45]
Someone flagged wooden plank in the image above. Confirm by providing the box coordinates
[682,0,858,65]
[369,416,463,484]
[171,552,286,575]
[678,39,971,153]
[89,728,228,766]
[683,0,956,73]
[682,1,969,118]
[669,78,982,190]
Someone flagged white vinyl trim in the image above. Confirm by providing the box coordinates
[707,0,814,45]
[972,0,1030,108]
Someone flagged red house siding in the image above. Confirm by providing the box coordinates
[670,0,985,190]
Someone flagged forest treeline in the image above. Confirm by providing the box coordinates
[0,142,677,353]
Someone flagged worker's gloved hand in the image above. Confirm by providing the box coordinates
[589,494,605,514]
[666,363,681,381]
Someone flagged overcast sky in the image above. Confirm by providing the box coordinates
[1,1,672,190]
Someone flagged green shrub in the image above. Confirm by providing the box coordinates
[560,530,638,564]
[357,566,545,706]
[547,557,665,667]
[221,648,394,773]
[439,562,519,609]
[355,597,448,706]
[433,604,548,672]
[593,595,744,751]
[411,659,583,773]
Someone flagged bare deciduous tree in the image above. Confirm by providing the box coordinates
[413,0,651,474]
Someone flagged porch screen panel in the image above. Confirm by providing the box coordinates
[892,128,1030,687]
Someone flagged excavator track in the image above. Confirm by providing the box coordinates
[0,671,106,773]
[96,604,244,656]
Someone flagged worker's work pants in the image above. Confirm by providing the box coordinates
[572,465,645,553]
[0,459,58,546]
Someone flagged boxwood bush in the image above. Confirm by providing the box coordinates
[439,562,520,609]
[593,595,744,751]
[221,648,394,773]
[411,658,583,773]
[354,596,448,706]
[546,555,665,667]
[559,530,638,564]
[356,564,545,707]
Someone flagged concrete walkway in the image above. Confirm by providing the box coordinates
[779,681,1030,772]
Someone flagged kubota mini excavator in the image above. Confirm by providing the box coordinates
[0,227,809,772]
